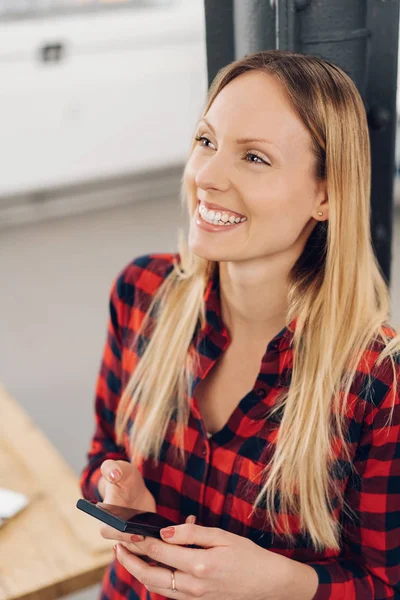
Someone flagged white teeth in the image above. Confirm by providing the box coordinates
[198,203,247,226]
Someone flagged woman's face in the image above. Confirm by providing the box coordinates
[185,70,327,263]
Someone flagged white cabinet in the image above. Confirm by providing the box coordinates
[0,0,208,224]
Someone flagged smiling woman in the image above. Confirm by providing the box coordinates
[186,67,326,267]
[80,50,400,600]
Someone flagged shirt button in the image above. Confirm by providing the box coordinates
[202,448,207,456]
[256,388,266,398]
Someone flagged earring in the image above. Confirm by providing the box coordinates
[318,211,323,216]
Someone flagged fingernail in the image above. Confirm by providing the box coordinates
[130,534,144,542]
[160,526,175,539]
[188,515,196,524]
[109,470,121,482]
[113,544,118,554]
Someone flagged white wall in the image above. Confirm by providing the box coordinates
[0,1,207,198]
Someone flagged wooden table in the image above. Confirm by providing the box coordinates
[0,383,113,600]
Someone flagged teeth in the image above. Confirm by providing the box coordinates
[198,203,247,226]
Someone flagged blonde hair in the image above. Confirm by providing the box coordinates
[115,50,400,552]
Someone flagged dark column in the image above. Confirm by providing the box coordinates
[203,0,235,87]
[365,0,399,285]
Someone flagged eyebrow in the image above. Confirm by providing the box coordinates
[197,117,280,149]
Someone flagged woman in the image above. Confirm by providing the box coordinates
[80,50,400,600]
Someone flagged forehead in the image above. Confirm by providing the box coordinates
[204,71,311,154]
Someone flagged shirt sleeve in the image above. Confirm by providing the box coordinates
[308,363,400,600]
[79,271,129,502]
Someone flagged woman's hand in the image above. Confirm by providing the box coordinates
[100,514,197,566]
[112,522,304,600]
[98,459,156,513]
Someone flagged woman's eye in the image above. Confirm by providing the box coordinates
[195,134,213,148]
[194,135,270,166]
[244,152,269,166]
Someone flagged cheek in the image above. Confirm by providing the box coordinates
[244,180,288,221]
[286,166,319,210]
[247,170,313,222]
[245,189,307,251]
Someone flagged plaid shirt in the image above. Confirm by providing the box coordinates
[80,253,400,600]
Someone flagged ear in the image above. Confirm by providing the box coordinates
[315,179,328,221]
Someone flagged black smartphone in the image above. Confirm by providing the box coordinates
[76,499,177,539]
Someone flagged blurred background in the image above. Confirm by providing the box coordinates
[0,1,399,599]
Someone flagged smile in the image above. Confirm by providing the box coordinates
[198,201,247,226]
[195,203,247,233]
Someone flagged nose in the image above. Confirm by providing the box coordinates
[194,152,230,193]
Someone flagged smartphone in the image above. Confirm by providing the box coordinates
[76,499,177,538]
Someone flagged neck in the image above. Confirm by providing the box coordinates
[218,258,290,343]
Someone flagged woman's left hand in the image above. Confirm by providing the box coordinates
[114,521,291,599]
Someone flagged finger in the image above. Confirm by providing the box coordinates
[144,583,186,599]
[119,542,177,568]
[100,459,125,483]
[129,533,209,576]
[114,544,192,595]
[185,515,196,524]
[160,522,228,549]
[105,518,195,548]
[119,541,147,556]
[99,523,144,544]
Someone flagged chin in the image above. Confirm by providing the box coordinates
[187,241,231,263]
[187,220,237,262]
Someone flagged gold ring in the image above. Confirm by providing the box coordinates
[171,569,177,593]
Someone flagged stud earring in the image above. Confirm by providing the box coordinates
[318,211,323,216]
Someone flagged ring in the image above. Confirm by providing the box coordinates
[171,569,177,593]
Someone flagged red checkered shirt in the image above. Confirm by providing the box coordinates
[80,253,400,600]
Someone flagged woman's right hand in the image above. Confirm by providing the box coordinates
[97,458,196,563]
[98,458,157,513]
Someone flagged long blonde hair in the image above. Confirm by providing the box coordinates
[115,50,400,552]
